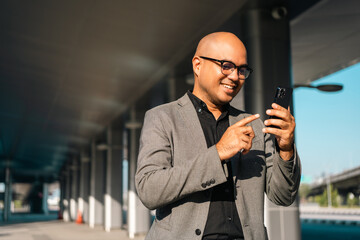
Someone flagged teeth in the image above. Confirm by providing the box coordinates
[223,84,234,89]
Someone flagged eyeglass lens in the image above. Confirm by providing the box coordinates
[221,62,250,79]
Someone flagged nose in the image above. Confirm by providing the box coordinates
[227,69,240,81]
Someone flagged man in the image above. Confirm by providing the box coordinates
[135,32,301,240]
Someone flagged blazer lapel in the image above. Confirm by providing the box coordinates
[176,94,208,151]
[228,106,246,180]
[228,106,246,126]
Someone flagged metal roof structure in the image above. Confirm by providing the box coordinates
[0,0,359,183]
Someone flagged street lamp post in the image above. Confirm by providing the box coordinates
[327,175,332,208]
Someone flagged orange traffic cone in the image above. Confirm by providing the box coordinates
[75,210,83,224]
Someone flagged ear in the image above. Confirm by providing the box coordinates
[192,56,201,77]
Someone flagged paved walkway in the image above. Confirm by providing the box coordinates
[0,220,146,240]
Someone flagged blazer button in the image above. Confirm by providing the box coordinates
[210,178,215,184]
[201,183,207,188]
[206,180,211,186]
[195,229,201,235]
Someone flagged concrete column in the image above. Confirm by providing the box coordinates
[265,197,301,240]
[127,106,150,238]
[89,139,105,228]
[70,157,79,221]
[59,174,65,220]
[43,183,49,215]
[3,167,12,222]
[89,141,96,227]
[63,164,71,222]
[242,6,293,117]
[355,192,360,207]
[241,5,301,240]
[70,157,78,221]
[78,150,90,223]
[104,125,123,231]
[338,189,348,206]
[327,179,332,208]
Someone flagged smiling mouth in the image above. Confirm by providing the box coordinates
[221,83,237,90]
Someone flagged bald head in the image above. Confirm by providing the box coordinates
[191,32,248,108]
[194,32,246,59]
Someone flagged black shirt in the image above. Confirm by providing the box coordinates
[187,91,244,239]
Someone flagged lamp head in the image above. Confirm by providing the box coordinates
[294,84,343,92]
[316,84,343,92]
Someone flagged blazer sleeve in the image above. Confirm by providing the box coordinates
[264,127,301,206]
[135,108,228,210]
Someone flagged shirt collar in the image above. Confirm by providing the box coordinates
[187,90,230,115]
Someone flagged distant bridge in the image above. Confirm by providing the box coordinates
[308,166,360,199]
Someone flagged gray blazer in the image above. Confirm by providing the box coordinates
[135,94,301,240]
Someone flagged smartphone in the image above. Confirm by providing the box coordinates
[271,86,293,109]
[269,86,293,127]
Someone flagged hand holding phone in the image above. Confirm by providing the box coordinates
[264,86,295,160]
[270,87,292,114]
[268,87,292,128]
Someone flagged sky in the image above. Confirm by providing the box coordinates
[293,63,360,183]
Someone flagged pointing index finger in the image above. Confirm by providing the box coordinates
[234,114,260,127]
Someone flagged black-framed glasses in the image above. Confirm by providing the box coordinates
[200,56,253,79]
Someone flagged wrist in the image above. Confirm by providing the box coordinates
[215,144,225,161]
[215,143,230,161]
[279,148,294,161]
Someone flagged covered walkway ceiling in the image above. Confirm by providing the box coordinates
[0,0,359,182]
[291,0,360,84]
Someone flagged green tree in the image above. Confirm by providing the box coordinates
[347,193,359,207]
[299,184,311,201]
[314,184,339,207]
[315,190,327,207]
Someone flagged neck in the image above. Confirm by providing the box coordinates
[191,91,224,120]
[207,104,223,120]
